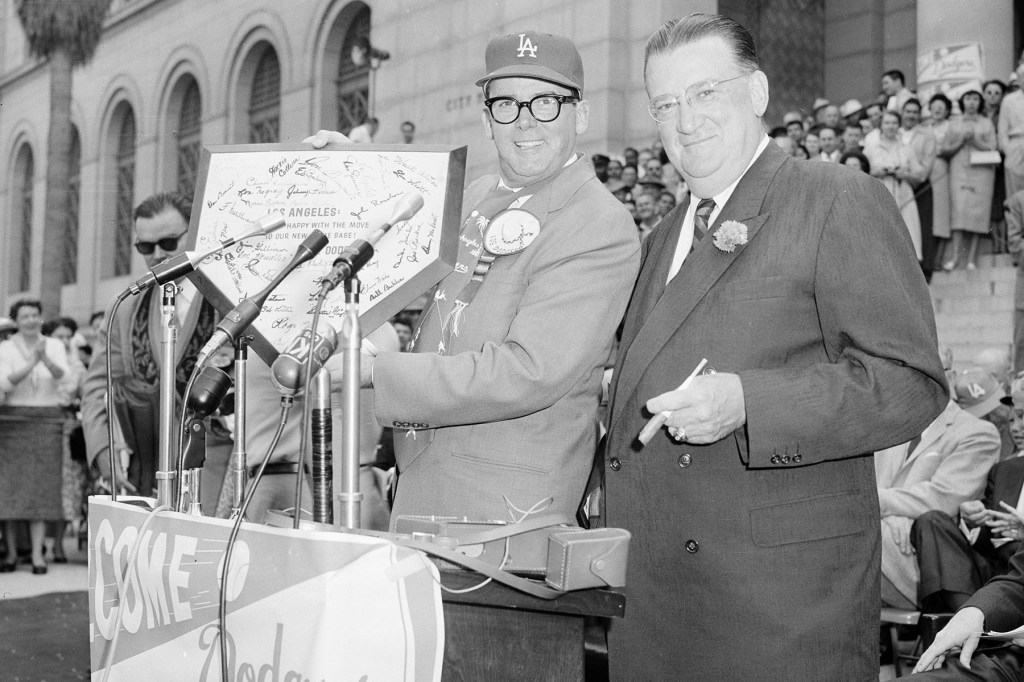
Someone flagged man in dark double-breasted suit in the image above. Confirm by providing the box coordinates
[603,14,949,681]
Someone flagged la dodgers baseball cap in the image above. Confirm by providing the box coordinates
[476,31,584,95]
[953,367,1008,418]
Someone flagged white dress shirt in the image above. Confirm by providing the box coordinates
[667,135,770,282]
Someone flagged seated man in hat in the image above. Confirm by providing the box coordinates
[306,31,640,525]
[876,368,1002,609]
[912,368,1024,612]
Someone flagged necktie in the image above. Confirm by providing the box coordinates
[690,198,716,253]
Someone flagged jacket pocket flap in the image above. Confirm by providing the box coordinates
[750,491,868,547]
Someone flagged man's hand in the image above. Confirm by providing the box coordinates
[985,508,1024,539]
[913,606,985,673]
[960,500,989,527]
[882,516,915,555]
[94,447,136,494]
[301,130,350,149]
[360,350,375,388]
[646,372,745,444]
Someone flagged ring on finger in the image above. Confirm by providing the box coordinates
[670,426,686,442]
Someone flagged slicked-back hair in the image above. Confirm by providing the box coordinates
[133,191,191,224]
[644,13,759,80]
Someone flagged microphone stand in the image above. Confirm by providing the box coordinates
[156,283,180,509]
[337,276,363,529]
[229,338,249,519]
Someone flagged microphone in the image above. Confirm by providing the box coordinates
[128,214,286,295]
[320,192,425,293]
[310,368,333,524]
[187,366,233,419]
[270,322,338,396]
[196,229,329,367]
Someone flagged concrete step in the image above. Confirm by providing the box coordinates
[930,258,1016,365]
[933,296,1013,315]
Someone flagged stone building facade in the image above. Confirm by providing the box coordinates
[0,0,1018,319]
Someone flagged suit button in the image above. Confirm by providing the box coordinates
[685,539,699,553]
[770,455,780,464]
[781,455,790,464]
[678,454,692,468]
[609,457,621,471]
[793,454,802,464]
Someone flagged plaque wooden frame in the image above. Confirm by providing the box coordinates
[185,143,466,366]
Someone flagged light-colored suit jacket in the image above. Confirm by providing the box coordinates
[373,157,639,524]
[876,399,1000,605]
[876,399,999,518]
[604,142,948,681]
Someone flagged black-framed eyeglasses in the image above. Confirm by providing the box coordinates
[485,94,579,124]
[134,231,188,256]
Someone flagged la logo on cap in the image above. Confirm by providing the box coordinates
[964,382,986,399]
[516,33,538,58]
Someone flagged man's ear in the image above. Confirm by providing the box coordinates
[575,99,590,135]
[481,108,494,140]
[749,70,769,118]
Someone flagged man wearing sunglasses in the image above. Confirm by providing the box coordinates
[81,192,221,497]
[307,31,638,524]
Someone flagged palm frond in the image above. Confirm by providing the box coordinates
[15,0,113,65]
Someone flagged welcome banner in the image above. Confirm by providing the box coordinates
[88,498,444,681]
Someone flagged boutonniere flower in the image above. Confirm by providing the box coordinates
[713,220,748,252]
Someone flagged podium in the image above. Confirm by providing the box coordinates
[438,569,625,681]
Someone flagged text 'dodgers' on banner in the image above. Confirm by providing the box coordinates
[88,497,444,681]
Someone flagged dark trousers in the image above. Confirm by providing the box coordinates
[912,510,1016,609]
[1015,303,1024,375]
[916,180,935,280]
[912,646,1024,681]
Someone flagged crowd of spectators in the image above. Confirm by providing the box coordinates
[0,299,93,575]
[595,63,1024,287]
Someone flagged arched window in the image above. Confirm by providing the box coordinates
[114,109,136,277]
[11,145,34,292]
[177,80,201,200]
[336,6,370,134]
[249,49,280,143]
[63,127,81,285]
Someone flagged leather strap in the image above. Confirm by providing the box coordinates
[449,514,573,546]
[354,528,564,600]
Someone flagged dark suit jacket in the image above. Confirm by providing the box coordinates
[604,143,948,680]
[81,287,218,493]
[967,537,1024,634]
[973,456,1024,563]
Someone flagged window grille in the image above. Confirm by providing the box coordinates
[176,81,201,200]
[336,7,370,134]
[114,110,136,277]
[249,50,280,143]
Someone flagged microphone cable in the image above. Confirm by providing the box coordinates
[291,289,331,529]
[218,396,292,682]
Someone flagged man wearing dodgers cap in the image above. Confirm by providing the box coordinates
[309,32,639,523]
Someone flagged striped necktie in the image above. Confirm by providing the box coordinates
[690,197,716,252]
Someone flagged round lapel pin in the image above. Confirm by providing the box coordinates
[483,209,541,256]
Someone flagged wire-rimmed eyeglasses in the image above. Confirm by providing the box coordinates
[647,73,749,123]
[485,94,579,125]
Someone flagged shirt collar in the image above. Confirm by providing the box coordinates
[702,134,771,210]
